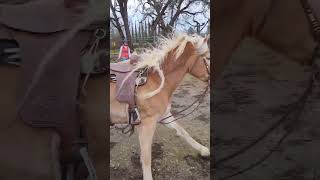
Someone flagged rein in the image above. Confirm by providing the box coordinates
[159,83,209,124]
[215,1,320,179]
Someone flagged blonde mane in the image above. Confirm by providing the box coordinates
[123,33,209,99]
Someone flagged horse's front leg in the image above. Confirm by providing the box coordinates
[137,117,157,180]
[162,113,210,157]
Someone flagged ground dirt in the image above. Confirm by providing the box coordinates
[110,75,210,180]
[213,39,320,180]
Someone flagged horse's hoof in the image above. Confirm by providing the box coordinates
[200,147,210,157]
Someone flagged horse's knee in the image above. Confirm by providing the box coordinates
[140,155,152,166]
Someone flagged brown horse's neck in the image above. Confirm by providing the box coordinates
[213,0,317,80]
[213,0,254,79]
[254,0,316,64]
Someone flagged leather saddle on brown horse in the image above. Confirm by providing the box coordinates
[0,0,106,165]
[110,55,148,125]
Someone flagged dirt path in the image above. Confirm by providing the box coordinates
[213,39,320,180]
[110,75,210,180]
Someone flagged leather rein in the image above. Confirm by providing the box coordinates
[158,57,210,124]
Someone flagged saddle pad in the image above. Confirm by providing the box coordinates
[110,62,134,73]
[0,0,86,33]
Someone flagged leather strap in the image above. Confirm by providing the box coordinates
[300,0,320,42]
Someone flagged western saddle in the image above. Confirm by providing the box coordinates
[110,55,148,125]
[0,0,106,178]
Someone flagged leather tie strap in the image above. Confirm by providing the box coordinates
[300,0,320,42]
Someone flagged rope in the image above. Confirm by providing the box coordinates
[214,64,317,169]
[159,84,209,124]
[218,70,316,179]
[219,130,291,180]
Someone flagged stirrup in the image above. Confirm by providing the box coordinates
[129,108,141,125]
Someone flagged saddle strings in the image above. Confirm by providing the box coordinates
[80,28,106,96]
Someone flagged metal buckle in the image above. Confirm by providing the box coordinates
[94,28,106,39]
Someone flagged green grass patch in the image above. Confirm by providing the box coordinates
[110,49,119,55]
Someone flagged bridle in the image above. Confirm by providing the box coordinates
[214,0,320,179]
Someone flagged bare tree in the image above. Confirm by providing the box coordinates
[138,0,209,35]
[117,0,133,48]
[110,1,125,40]
[185,17,209,34]
[110,0,133,48]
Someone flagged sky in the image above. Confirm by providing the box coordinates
[113,0,210,33]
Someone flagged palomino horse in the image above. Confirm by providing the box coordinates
[110,33,210,180]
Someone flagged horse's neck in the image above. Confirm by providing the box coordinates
[214,0,316,79]
[254,0,316,63]
[164,66,188,95]
[213,0,253,78]
[161,51,193,96]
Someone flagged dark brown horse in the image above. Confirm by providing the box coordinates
[213,0,320,178]
[213,0,317,79]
